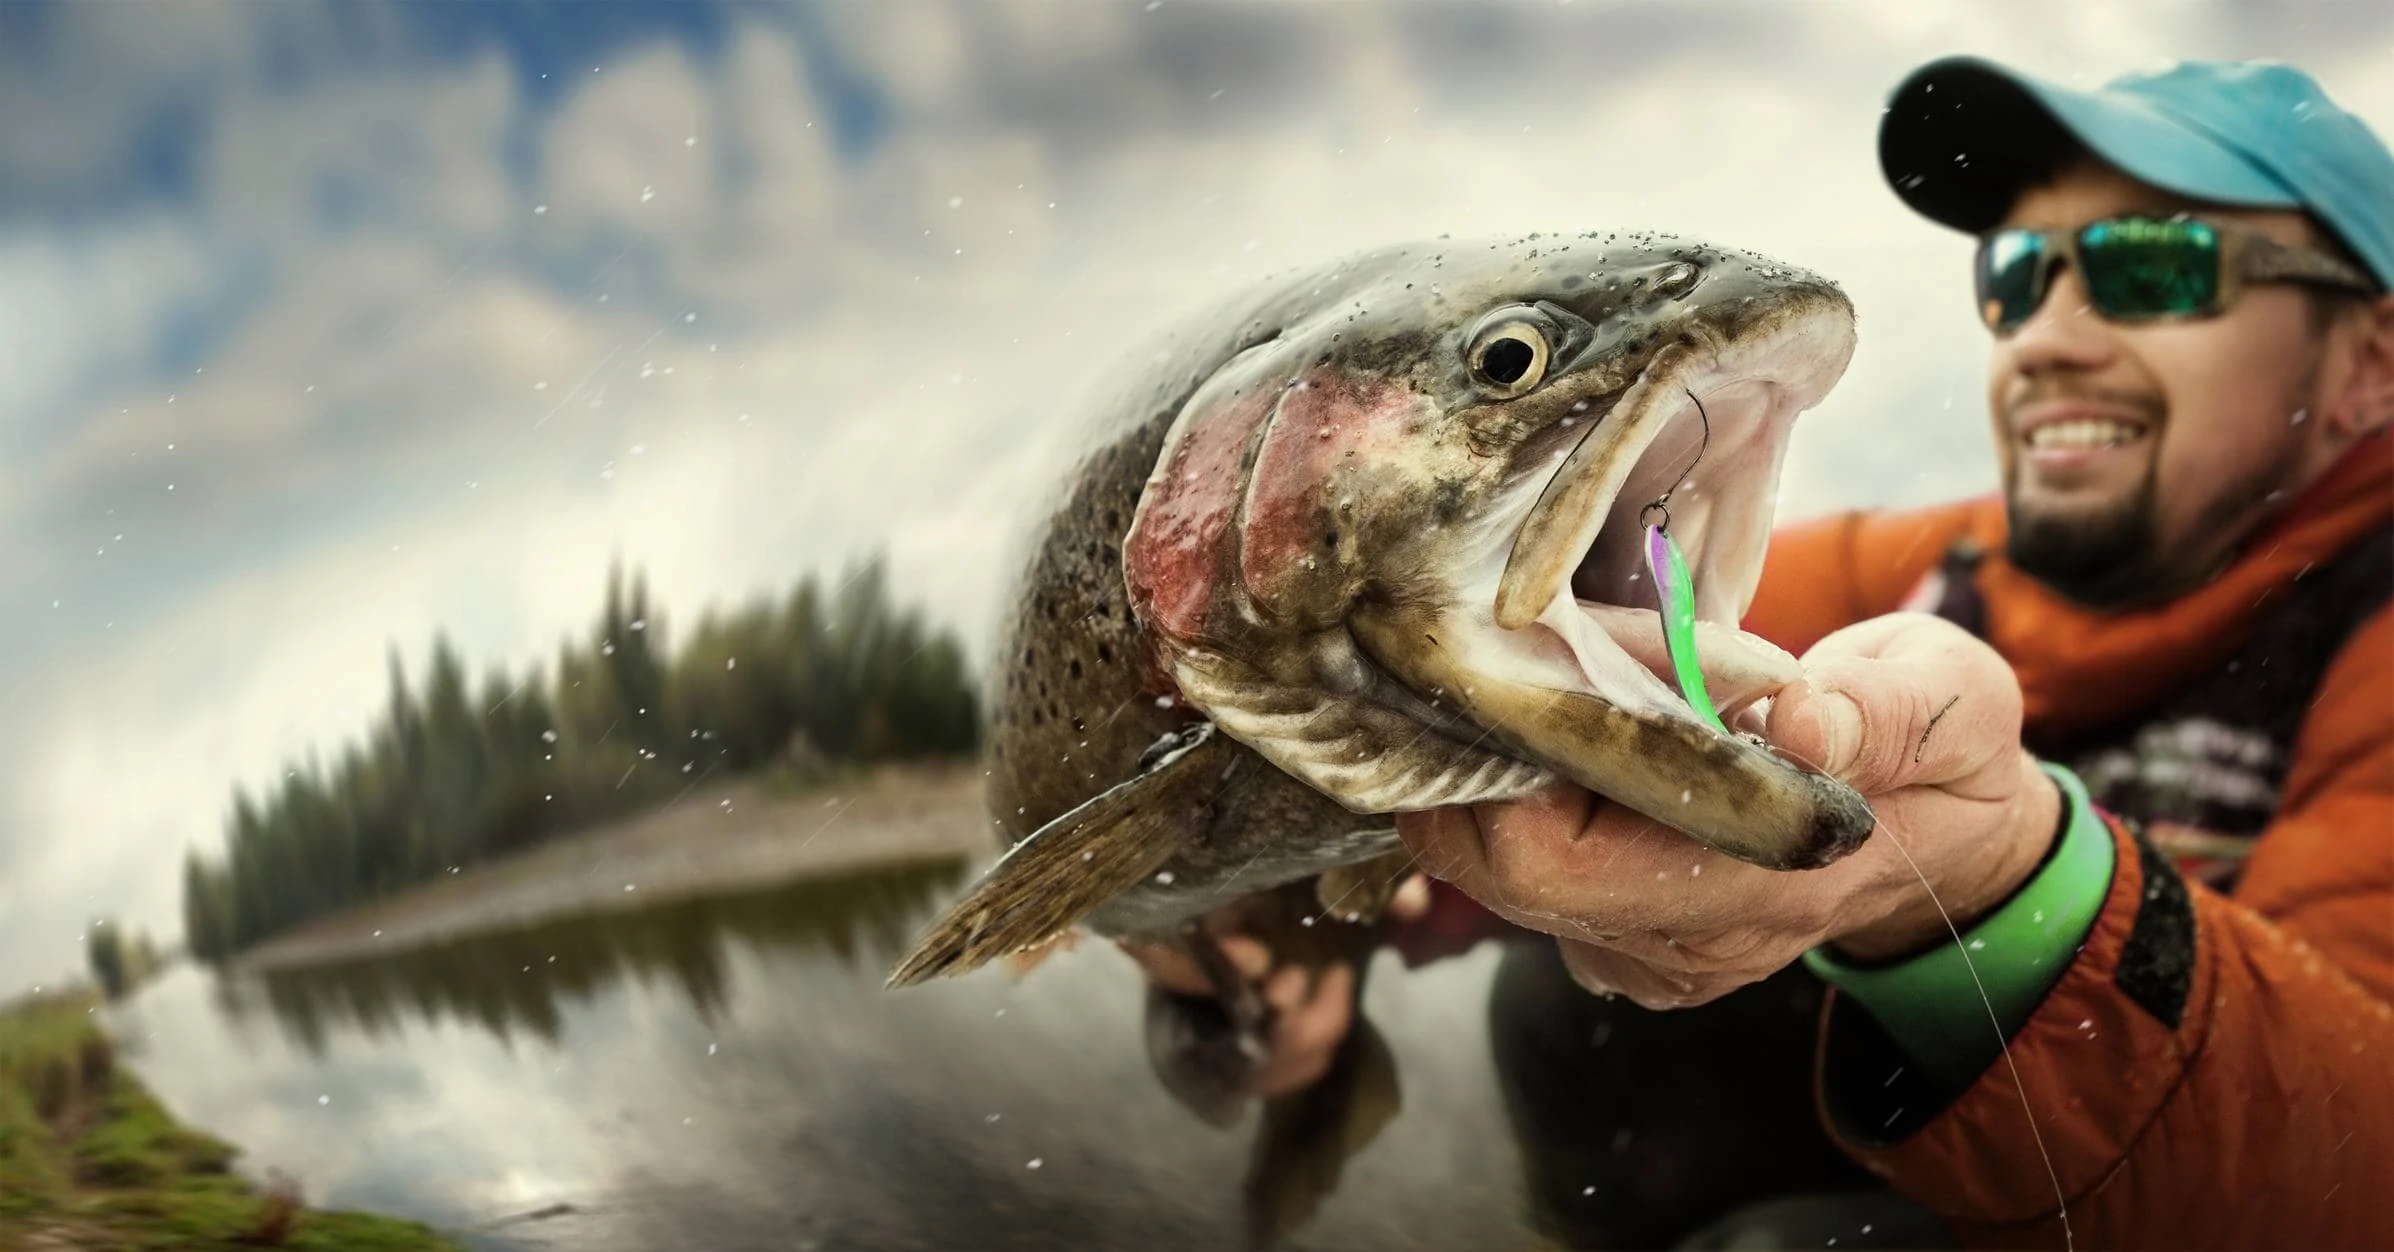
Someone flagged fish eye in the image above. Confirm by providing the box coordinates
[1465,308,1554,399]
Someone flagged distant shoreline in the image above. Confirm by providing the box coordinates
[235,759,996,974]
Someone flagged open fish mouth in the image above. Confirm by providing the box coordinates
[1498,308,1851,730]
[1349,295,1876,869]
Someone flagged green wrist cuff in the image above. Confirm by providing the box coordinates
[1803,762,2117,1088]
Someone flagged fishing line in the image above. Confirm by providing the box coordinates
[1642,392,1726,733]
[1765,732,2076,1251]
[1873,825,2076,1252]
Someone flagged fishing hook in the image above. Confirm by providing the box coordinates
[1638,389,1713,533]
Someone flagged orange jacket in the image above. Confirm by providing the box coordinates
[1742,431,2394,1249]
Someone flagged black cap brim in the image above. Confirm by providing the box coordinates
[1878,57,2092,235]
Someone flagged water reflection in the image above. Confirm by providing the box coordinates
[215,858,971,1056]
[110,857,1535,1251]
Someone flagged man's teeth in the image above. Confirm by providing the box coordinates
[2028,419,2145,450]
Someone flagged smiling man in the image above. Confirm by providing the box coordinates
[1135,54,2394,1250]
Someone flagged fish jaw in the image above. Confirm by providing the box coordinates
[1351,292,1875,869]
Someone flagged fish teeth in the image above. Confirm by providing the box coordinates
[2027,418,2144,450]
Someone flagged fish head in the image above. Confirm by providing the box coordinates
[1123,232,1872,871]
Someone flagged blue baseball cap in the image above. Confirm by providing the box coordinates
[1879,56,2394,291]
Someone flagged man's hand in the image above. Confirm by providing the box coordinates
[1118,874,1432,1097]
[1394,613,2063,1010]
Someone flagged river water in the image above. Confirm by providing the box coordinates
[100,857,1551,1251]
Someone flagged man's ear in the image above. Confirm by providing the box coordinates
[2328,294,2394,439]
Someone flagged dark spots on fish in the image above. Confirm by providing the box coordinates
[1338,327,1438,378]
[1561,276,1583,290]
[1323,530,1339,550]
[1429,478,1468,525]
[1096,642,1113,664]
[1069,658,1084,681]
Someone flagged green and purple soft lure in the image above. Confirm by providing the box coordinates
[1643,390,1727,735]
[1644,516,1726,735]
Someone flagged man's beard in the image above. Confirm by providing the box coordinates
[2004,469,2170,609]
[2004,438,2306,610]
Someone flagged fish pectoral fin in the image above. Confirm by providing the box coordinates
[1310,846,1412,924]
[885,723,1231,988]
[998,928,1084,981]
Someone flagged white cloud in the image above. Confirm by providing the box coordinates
[0,214,219,443]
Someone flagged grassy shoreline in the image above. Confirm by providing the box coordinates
[0,987,458,1252]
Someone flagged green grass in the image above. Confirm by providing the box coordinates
[0,987,460,1251]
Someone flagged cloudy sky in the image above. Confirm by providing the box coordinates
[5,0,2390,991]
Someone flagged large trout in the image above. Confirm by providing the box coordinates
[886,231,1871,1239]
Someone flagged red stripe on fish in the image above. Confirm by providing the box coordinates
[1123,378,1278,645]
[1239,370,1420,625]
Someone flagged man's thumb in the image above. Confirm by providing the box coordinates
[1763,618,2020,796]
[1765,678,1870,783]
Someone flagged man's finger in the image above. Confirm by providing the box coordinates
[1257,963,1355,1097]
[1119,941,1213,995]
[1217,935,1275,982]
[1394,806,1492,893]
[1766,612,2023,795]
[1557,939,1749,1010]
